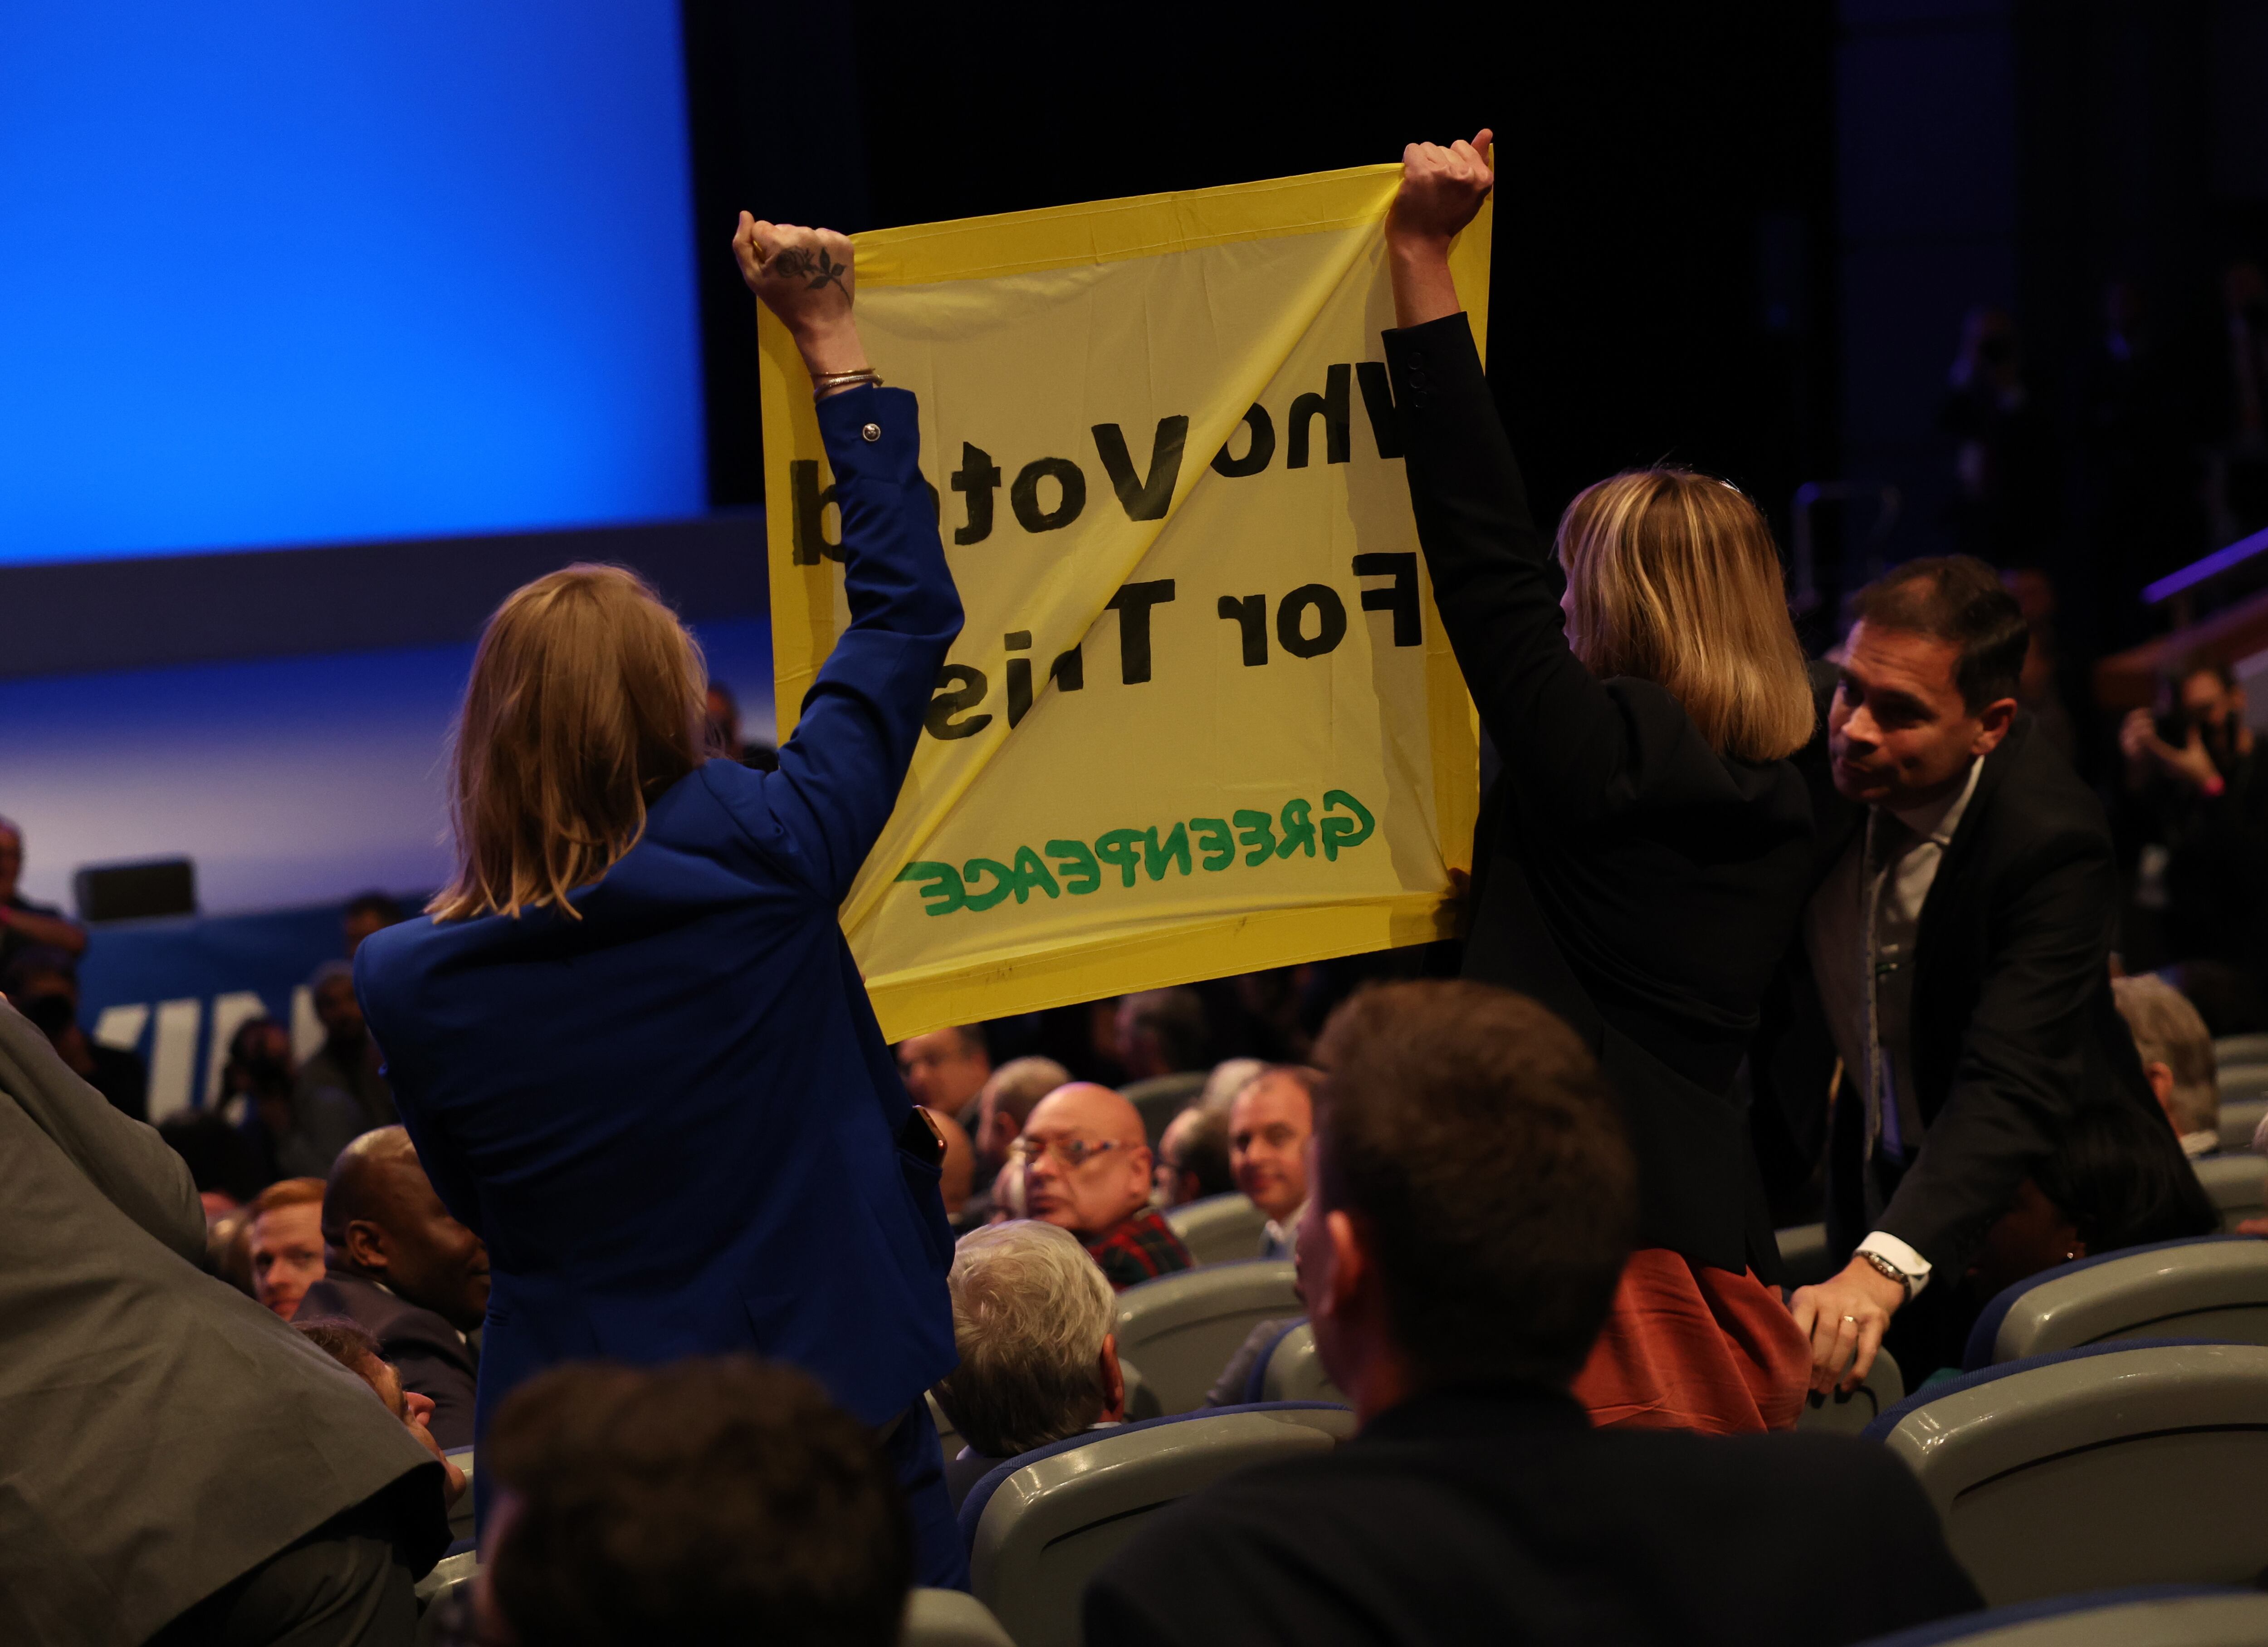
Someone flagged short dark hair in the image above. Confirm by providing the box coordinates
[2033,1101,2219,1256]
[1312,981,1635,1389]
[295,1318,391,1403]
[487,1358,910,1647]
[1851,555,2029,712]
[342,891,400,926]
[1125,988,1211,1072]
[1166,1105,1235,1198]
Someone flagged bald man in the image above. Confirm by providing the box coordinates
[1017,1083,1194,1290]
[294,1126,490,1448]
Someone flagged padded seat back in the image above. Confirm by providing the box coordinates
[1853,1586,2268,1646]
[2192,1153,2267,1230]
[1866,1342,2268,1605]
[1247,1320,1349,1405]
[1120,1072,1207,1147]
[1776,1222,1834,1288]
[1965,1237,2268,1368]
[1113,1260,1301,1414]
[2216,1065,2268,1106]
[1794,1347,1904,1435]
[443,1447,476,1544]
[2216,1095,2267,1155]
[902,1587,1017,1647]
[412,1550,479,1646]
[2212,1034,2268,1069]
[1162,1192,1268,1267]
[963,1403,1355,1647]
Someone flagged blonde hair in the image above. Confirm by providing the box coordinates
[1557,470,1815,762]
[430,564,706,922]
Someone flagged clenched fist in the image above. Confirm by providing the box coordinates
[733,212,867,379]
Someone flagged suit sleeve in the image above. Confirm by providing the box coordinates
[387,1329,479,1451]
[1383,313,1636,824]
[1878,830,2120,1270]
[721,382,963,901]
[0,1001,205,1266]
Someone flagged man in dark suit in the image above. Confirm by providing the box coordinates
[296,1126,487,1450]
[1084,981,1981,1647]
[1764,557,2163,1390]
[0,1001,448,1646]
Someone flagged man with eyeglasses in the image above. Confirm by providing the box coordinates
[1014,1083,1193,1290]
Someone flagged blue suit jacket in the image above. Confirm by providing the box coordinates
[356,385,962,1466]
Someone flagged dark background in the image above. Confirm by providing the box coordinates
[681,0,2268,681]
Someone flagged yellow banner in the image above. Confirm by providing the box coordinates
[759,163,1489,1040]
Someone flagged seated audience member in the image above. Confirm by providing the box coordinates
[1118,988,1212,1081]
[1086,981,1981,1647]
[246,1176,328,1320]
[703,679,782,771]
[1966,1101,2222,1306]
[2,990,448,1646]
[342,889,401,959]
[2114,973,2222,1155]
[225,1015,365,1180]
[1016,1083,1194,1289]
[925,1105,978,1227]
[896,1023,992,1123]
[479,1358,910,1647]
[962,1054,1072,1223]
[0,815,87,975]
[158,1110,264,1222]
[1201,1055,1266,1114]
[3,947,147,1121]
[1156,1101,1234,1207]
[295,1127,488,1449]
[296,1319,467,1502]
[1231,1065,1319,1257]
[210,1207,258,1298]
[299,959,396,1131]
[932,1220,1127,1505]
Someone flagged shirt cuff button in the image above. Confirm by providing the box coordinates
[860,422,882,443]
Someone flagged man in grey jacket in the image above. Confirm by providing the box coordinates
[0,1001,449,1646]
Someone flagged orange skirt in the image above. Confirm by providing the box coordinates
[1571,1247,1810,1434]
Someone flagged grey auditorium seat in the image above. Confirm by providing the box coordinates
[413,1549,479,1646]
[960,1403,1355,1647]
[1865,1342,2268,1605]
[903,1587,1017,1647]
[1119,1071,1207,1147]
[1853,1587,2268,1647]
[2215,1095,2267,1155]
[443,1446,476,1544]
[1776,1222,1834,1288]
[2212,1033,2268,1068]
[1794,1347,1904,1436]
[1163,1192,1269,1266]
[1962,1236,2268,1368]
[2215,1064,2268,1106]
[1247,1320,1349,1405]
[1114,1259,1302,1414]
[2192,1153,2266,1230]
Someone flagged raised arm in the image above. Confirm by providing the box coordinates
[1382,135,1636,818]
[721,219,964,900]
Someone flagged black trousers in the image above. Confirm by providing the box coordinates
[148,1499,418,1647]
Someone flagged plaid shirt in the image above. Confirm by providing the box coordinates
[1084,1207,1195,1291]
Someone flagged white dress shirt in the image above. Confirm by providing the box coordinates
[1802,758,1983,1296]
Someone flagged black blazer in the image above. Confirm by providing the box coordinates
[1755,667,2157,1269]
[1385,315,1816,1273]
[296,1271,481,1451]
[1084,1387,1982,1647]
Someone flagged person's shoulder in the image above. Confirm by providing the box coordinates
[1603,1427,1937,1529]
[1978,718,2112,846]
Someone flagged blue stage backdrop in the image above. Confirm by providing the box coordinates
[78,901,397,1125]
[0,1,704,564]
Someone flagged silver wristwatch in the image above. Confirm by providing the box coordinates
[1859,1248,1913,1299]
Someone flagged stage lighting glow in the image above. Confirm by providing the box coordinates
[0,3,705,564]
